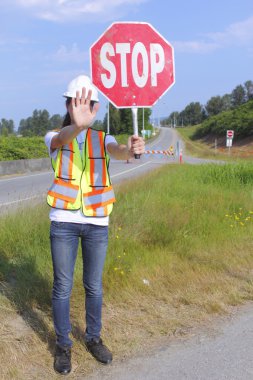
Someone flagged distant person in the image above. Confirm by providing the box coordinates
[44,75,144,375]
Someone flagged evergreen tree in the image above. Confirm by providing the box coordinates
[0,118,15,135]
[231,85,246,107]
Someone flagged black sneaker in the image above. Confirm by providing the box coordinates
[85,338,112,364]
[54,345,72,375]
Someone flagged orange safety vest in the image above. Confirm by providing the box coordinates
[47,128,115,217]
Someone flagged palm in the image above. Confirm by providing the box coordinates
[69,88,99,129]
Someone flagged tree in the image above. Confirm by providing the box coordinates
[179,103,204,125]
[103,103,121,135]
[18,109,51,136]
[205,96,224,116]
[231,85,246,107]
[244,80,253,101]
[50,114,63,130]
[92,120,104,131]
[0,118,15,135]
[221,94,232,111]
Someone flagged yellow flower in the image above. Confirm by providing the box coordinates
[120,271,124,275]
[116,235,119,239]
[240,222,244,226]
[118,255,121,258]
[118,227,122,231]
[114,267,118,271]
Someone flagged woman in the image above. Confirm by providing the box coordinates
[45,75,144,375]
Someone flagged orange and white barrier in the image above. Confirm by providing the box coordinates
[144,149,174,156]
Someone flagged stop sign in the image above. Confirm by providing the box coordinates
[90,22,175,108]
[227,130,234,138]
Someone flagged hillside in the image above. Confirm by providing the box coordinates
[193,100,253,140]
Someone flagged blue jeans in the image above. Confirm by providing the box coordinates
[50,221,108,347]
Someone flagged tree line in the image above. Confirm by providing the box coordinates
[162,80,253,127]
[102,103,152,135]
[0,104,152,137]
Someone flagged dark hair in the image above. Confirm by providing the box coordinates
[62,97,72,128]
[61,97,96,128]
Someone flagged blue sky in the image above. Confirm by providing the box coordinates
[1,0,253,129]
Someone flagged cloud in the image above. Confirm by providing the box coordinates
[208,16,253,45]
[173,41,220,54]
[174,16,253,54]
[9,0,148,22]
[52,43,89,63]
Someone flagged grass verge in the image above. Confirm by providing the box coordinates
[177,126,253,162]
[1,163,253,378]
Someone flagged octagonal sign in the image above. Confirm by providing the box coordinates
[90,22,175,108]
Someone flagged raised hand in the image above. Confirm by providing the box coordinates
[69,87,99,130]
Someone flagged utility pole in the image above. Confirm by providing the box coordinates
[107,101,110,134]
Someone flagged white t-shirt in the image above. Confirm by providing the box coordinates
[44,129,117,225]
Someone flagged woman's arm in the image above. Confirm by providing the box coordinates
[107,136,145,160]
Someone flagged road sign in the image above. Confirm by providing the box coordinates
[226,138,233,147]
[226,130,234,139]
[90,22,175,108]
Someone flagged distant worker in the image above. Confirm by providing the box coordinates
[44,75,145,375]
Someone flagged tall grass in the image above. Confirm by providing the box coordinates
[1,163,253,377]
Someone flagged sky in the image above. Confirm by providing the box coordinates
[1,0,253,129]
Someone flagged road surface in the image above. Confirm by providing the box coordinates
[0,127,180,211]
[87,302,253,380]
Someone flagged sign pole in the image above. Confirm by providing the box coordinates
[107,101,110,134]
[132,107,140,159]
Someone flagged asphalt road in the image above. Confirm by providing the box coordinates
[87,303,253,380]
[0,127,179,211]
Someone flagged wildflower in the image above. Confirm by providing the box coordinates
[143,279,150,286]
[118,227,122,231]
[118,255,121,258]
[120,271,124,275]
[114,267,119,271]
[240,222,244,226]
[230,225,234,227]
[116,235,119,239]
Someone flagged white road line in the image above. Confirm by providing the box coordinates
[0,161,153,206]
[0,195,43,207]
[0,171,52,183]
[111,161,151,178]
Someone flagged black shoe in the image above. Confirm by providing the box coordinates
[85,338,112,364]
[54,345,72,375]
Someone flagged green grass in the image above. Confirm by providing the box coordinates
[177,126,223,159]
[2,163,253,377]
[177,126,249,161]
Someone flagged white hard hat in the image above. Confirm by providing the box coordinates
[63,75,99,102]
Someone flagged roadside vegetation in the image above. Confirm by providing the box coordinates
[1,163,253,378]
[0,133,146,161]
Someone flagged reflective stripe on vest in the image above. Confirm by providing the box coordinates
[47,128,115,216]
[83,186,116,209]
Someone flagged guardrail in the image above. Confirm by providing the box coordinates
[0,158,51,176]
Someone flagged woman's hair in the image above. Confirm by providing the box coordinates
[62,97,72,128]
[61,97,96,128]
